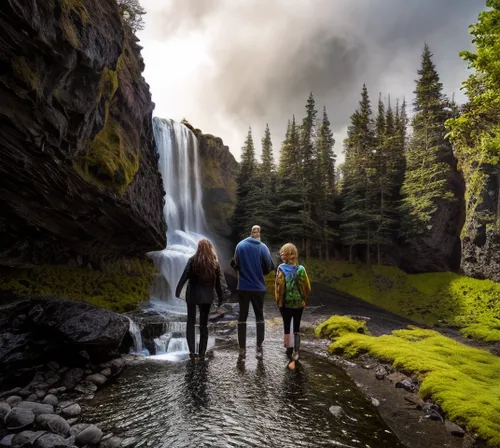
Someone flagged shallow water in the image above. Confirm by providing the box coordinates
[83,339,404,448]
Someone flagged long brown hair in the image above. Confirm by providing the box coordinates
[191,239,219,281]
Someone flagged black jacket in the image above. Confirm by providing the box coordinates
[175,257,228,306]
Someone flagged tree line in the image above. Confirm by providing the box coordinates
[232,1,500,264]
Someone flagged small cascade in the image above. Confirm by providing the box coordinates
[127,317,144,355]
[166,337,189,354]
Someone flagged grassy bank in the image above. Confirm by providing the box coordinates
[303,260,500,342]
[316,316,500,447]
[0,259,156,313]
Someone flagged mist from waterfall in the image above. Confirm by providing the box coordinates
[148,117,209,314]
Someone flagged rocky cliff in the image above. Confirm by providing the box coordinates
[181,121,238,243]
[461,165,500,281]
[0,0,166,269]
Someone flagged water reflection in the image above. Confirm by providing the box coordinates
[183,362,210,411]
[84,345,405,448]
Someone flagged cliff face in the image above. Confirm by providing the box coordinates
[461,165,500,281]
[0,0,166,268]
[181,122,238,241]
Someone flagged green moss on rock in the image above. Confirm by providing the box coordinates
[325,325,500,447]
[315,315,370,339]
[0,259,156,313]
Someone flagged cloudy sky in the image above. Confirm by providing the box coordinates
[137,0,485,163]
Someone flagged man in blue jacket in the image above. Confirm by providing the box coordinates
[231,225,274,360]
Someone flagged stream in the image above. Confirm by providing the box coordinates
[82,323,404,448]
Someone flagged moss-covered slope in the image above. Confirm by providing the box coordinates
[305,260,500,342]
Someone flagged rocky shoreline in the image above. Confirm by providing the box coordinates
[0,355,134,448]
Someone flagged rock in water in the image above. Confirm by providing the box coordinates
[75,425,103,446]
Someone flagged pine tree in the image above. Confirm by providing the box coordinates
[340,85,376,262]
[299,93,319,259]
[371,95,403,263]
[400,44,457,238]
[232,127,257,239]
[277,116,303,243]
[315,107,337,259]
[247,125,277,238]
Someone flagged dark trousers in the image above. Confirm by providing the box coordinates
[237,290,266,349]
[187,303,211,356]
[279,307,304,334]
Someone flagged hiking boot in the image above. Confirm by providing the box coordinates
[255,346,263,360]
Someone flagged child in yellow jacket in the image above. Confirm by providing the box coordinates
[275,243,311,369]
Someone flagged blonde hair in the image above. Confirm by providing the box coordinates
[280,243,299,265]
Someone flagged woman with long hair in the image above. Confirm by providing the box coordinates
[176,239,226,362]
[275,243,311,369]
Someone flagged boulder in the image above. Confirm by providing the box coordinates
[41,395,58,407]
[0,402,11,422]
[33,433,70,448]
[4,407,35,431]
[35,414,70,437]
[74,425,102,447]
[11,431,46,448]
[16,402,54,416]
[59,403,81,419]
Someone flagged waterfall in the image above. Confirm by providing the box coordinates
[149,118,210,314]
[127,317,144,355]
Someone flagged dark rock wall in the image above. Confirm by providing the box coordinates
[0,0,166,268]
[180,121,238,243]
[461,165,500,281]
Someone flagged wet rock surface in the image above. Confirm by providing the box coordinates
[0,0,166,268]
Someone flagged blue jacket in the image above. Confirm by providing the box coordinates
[234,237,274,291]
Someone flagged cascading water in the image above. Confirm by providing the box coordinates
[148,117,209,314]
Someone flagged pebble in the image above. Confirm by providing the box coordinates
[445,420,465,438]
[100,436,122,448]
[60,403,81,419]
[11,430,46,447]
[85,374,107,386]
[328,405,343,417]
[4,407,35,430]
[69,423,90,438]
[74,381,97,395]
[100,368,112,377]
[42,395,58,406]
[17,402,54,415]
[0,402,11,421]
[35,413,70,437]
[5,396,22,407]
[370,397,380,407]
[75,424,102,446]
[0,434,14,447]
[0,388,21,399]
[33,432,69,448]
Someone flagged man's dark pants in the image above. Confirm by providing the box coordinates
[237,290,266,350]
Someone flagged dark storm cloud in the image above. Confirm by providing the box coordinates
[147,0,485,159]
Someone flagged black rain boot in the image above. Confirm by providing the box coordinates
[237,322,247,355]
[292,333,301,361]
[256,321,265,359]
[198,326,208,359]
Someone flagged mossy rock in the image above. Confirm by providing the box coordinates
[0,259,156,313]
[329,326,500,447]
[315,315,370,340]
